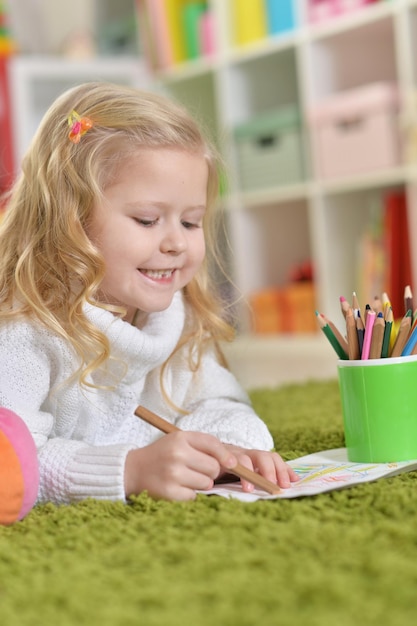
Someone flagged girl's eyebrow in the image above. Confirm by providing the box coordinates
[125,201,160,209]
[185,205,206,213]
[125,202,206,212]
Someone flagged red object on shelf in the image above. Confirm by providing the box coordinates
[0,56,14,193]
[384,191,413,317]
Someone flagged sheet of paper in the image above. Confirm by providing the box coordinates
[202,448,417,502]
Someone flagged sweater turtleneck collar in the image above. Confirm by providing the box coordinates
[83,291,186,384]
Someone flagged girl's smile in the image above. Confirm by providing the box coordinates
[139,269,176,280]
[86,147,208,323]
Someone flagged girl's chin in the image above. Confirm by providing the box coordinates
[127,298,177,323]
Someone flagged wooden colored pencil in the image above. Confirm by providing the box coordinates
[355,310,365,356]
[389,317,401,352]
[320,313,349,355]
[352,292,361,317]
[363,303,372,327]
[369,312,385,359]
[382,293,392,321]
[400,323,417,356]
[404,285,414,315]
[361,309,376,360]
[411,308,417,333]
[346,307,360,360]
[134,406,281,495]
[316,313,348,359]
[339,296,350,319]
[382,291,390,308]
[391,310,412,357]
[381,307,393,358]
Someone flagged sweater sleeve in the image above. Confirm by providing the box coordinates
[38,438,134,504]
[0,322,134,504]
[164,346,274,451]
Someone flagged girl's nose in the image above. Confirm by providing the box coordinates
[160,227,187,255]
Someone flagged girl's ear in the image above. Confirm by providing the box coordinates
[0,408,40,525]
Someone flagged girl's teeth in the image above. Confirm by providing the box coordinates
[142,269,173,279]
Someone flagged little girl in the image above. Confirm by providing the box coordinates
[0,82,298,504]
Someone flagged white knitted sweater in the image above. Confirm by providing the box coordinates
[0,292,273,503]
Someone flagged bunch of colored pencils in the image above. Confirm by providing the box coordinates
[316,286,417,360]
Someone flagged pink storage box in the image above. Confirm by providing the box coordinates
[309,83,401,180]
[308,0,340,23]
[338,0,380,14]
[308,0,379,23]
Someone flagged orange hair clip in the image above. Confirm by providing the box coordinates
[67,110,93,144]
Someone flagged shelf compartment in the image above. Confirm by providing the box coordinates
[221,47,300,124]
[316,182,409,325]
[160,68,219,147]
[228,197,313,333]
[305,11,397,102]
[228,197,312,292]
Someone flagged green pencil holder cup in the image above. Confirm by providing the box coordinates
[338,355,417,462]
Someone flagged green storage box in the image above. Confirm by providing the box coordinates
[234,106,305,191]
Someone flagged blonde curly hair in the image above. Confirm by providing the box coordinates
[0,82,234,391]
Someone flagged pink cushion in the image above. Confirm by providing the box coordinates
[0,408,40,524]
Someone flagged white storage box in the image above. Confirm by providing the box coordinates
[309,83,401,179]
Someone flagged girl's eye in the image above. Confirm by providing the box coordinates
[135,218,158,227]
[182,221,200,229]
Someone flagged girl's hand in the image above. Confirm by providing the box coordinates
[124,431,238,501]
[222,444,300,492]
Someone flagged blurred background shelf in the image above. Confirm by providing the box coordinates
[3,0,417,387]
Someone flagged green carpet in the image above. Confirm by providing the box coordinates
[2,379,417,626]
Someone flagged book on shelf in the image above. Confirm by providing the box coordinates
[232,0,267,46]
[265,0,296,36]
[136,0,173,70]
[136,0,213,69]
[232,0,297,44]
[136,0,298,69]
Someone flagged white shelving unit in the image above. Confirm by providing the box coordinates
[145,0,417,386]
[8,0,417,387]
